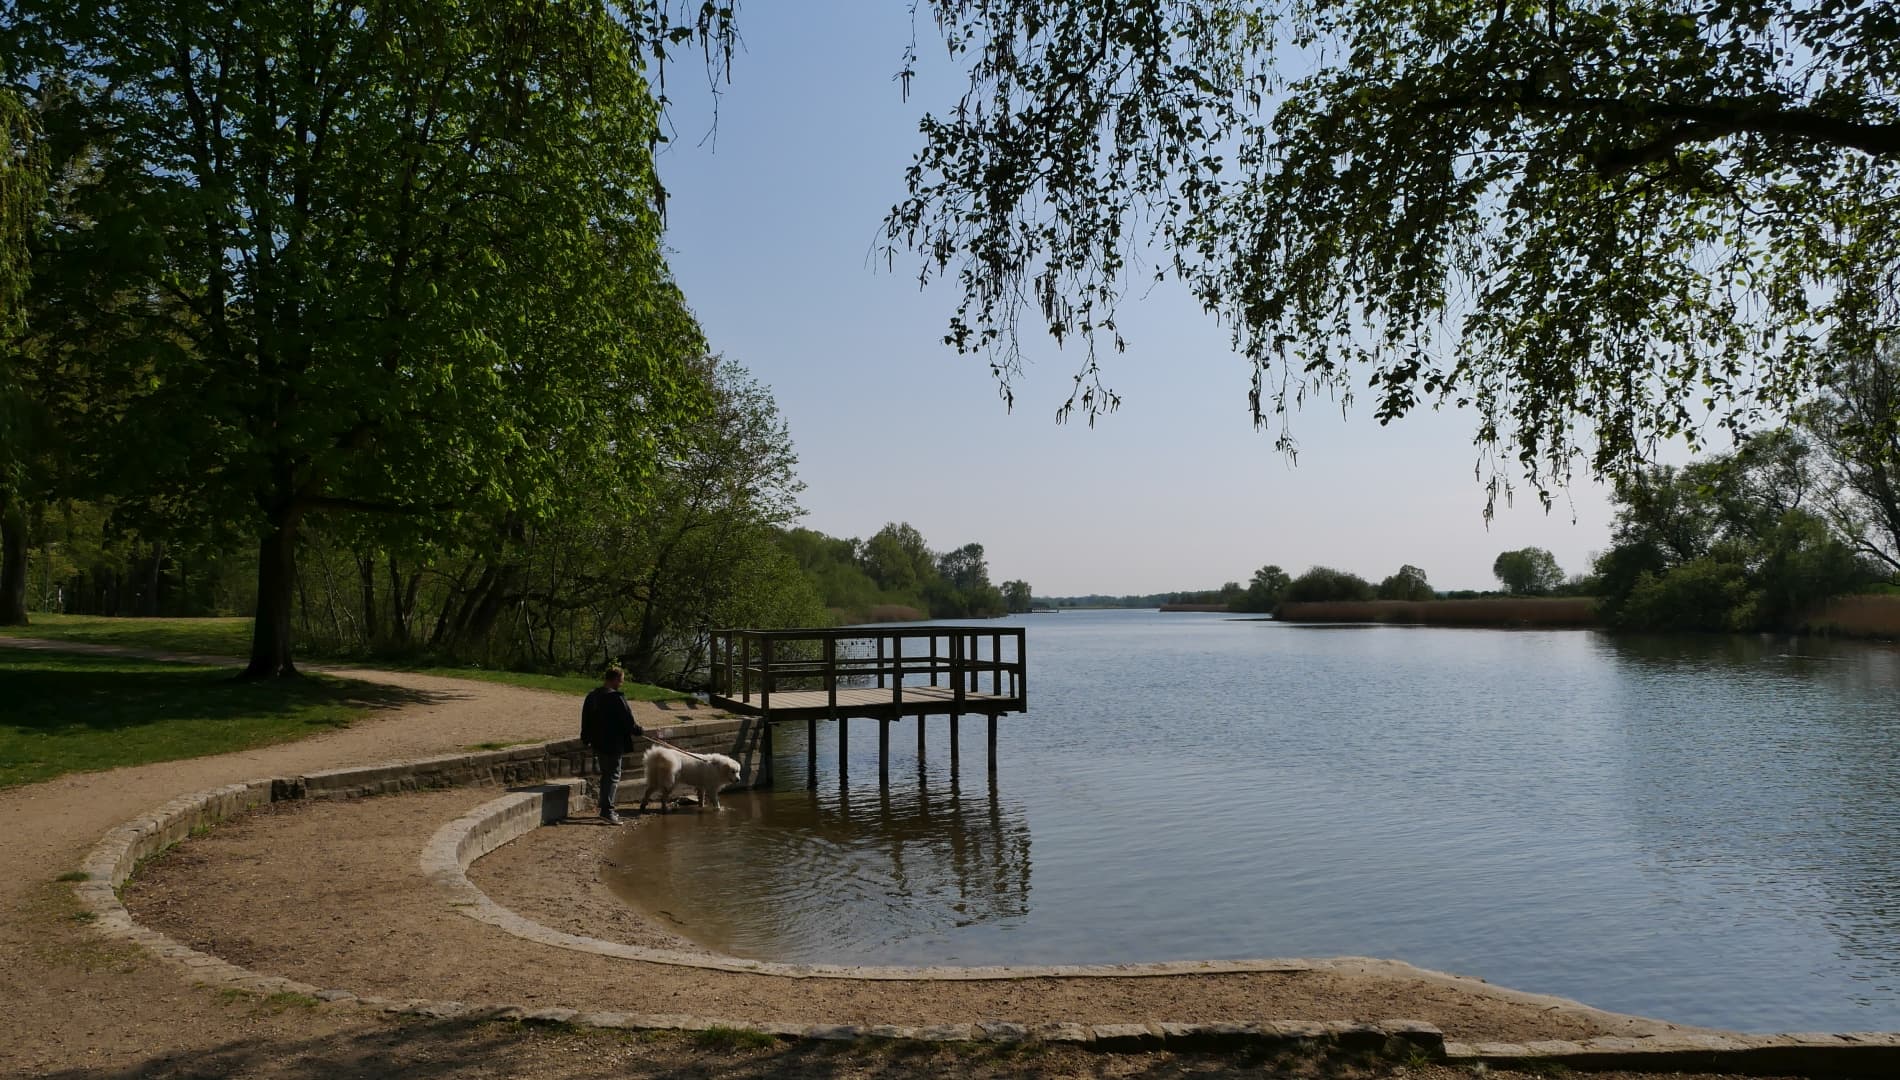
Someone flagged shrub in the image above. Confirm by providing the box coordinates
[1282,566,1376,603]
[1376,564,1433,601]
[1614,559,1756,632]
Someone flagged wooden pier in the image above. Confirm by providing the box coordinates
[707,626,1026,786]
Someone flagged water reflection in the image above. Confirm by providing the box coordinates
[602,719,1031,964]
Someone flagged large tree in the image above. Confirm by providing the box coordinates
[7,1,710,675]
[1803,345,1900,576]
[1492,548,1564,595]
[611,355,809,680]
[0,87,40,624]
[1593,430,1871,629]
[888,2,1900,503]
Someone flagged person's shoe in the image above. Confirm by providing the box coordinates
[601,810,623,825]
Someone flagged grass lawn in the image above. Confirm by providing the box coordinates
[0,612,252,655]
[0,614,691,702]
[391,666,688,701]
[0,651,431,790]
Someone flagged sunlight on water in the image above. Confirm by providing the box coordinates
[601,611,1900,1032]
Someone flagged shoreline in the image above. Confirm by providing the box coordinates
[116,785,1719,1045]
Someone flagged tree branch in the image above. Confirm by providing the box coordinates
[1527,93,1900,171]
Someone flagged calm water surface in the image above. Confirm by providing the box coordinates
[603,610,1900,1032]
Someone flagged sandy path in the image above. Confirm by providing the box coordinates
[0,638,619,1076]
[0,637,1764,1080]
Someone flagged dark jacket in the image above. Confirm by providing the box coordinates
[580,686,642,756]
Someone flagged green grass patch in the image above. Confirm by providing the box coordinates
[1,614,693,701]
[691,1026,779,1051]
[55,870,89,882]
[264,991,321,1010]
[0,651,430,789]
[0,612,252,655]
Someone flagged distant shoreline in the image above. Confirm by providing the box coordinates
[1231,595,1900,638]
[1275,597,1598,628]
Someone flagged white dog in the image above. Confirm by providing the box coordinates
[638,745,742,812]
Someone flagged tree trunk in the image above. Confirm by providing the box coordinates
[624,574,665,681]
[428,562,473,649]
[0,498,28,626]
[143,541,166,616]
[458,561,521,648]
[387,554,416,645]
[244,521,300,679]
[358,549,378,646]
[440,559,499,650]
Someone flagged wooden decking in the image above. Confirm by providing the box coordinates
[706,626,1027,785]
[720,684,1019,717]
[707,625,1027,722]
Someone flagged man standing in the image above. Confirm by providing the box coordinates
[580,665,643,824]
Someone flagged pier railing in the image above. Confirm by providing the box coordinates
[707,625,1026,719]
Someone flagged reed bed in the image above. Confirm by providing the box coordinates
[1798,594,1900,639]
[1276,597,1600,627]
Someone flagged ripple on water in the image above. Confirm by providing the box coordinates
[601,614,1900,1032]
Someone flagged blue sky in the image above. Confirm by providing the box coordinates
[652,4,1640,596]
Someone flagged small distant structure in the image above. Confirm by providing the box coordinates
[707,626,1026,787]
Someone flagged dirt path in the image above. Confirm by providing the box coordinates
[0,637,1778,1080]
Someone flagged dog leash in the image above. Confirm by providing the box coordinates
[643,732,710,762]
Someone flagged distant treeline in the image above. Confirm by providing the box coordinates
[1031,592,1224,609]
[775,524,1029,624]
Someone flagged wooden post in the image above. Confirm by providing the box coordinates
[761,719,775,787]
[806,716,817,789]
[825,635,837,714]
[760,635,773,711]
[988,714,997,771]
[740,633,751,705]
[952,633,965,708]
[879,718,890,783]
[917,714,926,759]
[949,710,960,771]
[995,627,1010,695]
[1018,628,1027,707]
[838,712,849,781]
[892,634,904,708]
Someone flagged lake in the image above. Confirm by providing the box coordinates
[602,609,1900,1033]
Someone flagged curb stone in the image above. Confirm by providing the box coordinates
[70,745,1900,1072]
[1091,1024,1165,1052]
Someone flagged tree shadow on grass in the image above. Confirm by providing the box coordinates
[0,653,448,787]
[33,1016,1407,1080]
[0,652,443,735]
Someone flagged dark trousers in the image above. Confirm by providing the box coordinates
[596,750,624,815]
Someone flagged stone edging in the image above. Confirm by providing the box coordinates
[425,780,1324,981]
[71,744,1900,1074]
